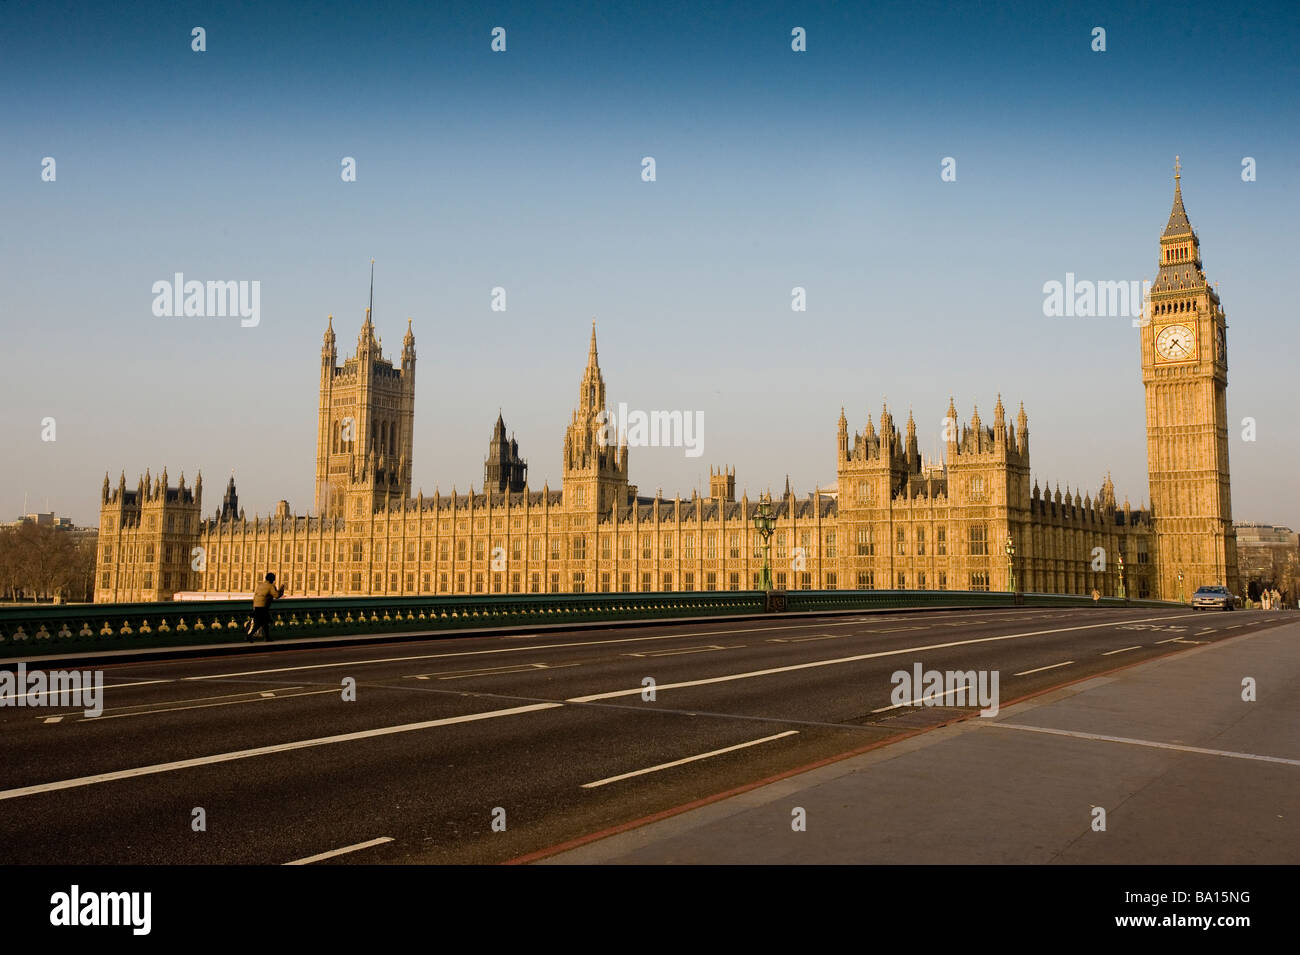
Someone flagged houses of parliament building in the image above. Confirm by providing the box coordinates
[94,171,1239,604]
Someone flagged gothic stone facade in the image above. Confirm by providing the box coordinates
[95,175,1239,604]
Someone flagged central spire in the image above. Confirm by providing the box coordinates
[578,319,605,414]
[1163,157,1191,238]
[1154,162,1206,293]
[358,259,379,354]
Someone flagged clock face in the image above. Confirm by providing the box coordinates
[1155,323,1196,361]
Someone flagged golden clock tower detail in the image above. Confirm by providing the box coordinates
[1142,159,1239,599]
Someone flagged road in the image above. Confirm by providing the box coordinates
[0,606,1287,864]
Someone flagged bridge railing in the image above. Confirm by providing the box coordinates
[0,589,1182,658]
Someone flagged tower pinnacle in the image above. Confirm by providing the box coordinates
[1162,158,1192,238]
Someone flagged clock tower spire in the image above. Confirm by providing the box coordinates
[1142,160,1238,599]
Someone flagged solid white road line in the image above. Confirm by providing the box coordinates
[82,691,340,722]
[102,686,308,710]
[871,684,977,713]
[8,678,173,703]
[768,633,843,643]
[624,645,741,658]
[1102,646,1142,656]
[434,662,580,680]
[1013,661,1075,676]
[38,685,307,720]
[987,723,1300,767]
[82,688,333,722]
[181,623,856,681]
[565,613,1201,704]
[581,731,799,788]
[284,836,394,865]
[0,702,562,802]
[181,609,1087,682]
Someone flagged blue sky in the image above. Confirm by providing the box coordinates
[2,0,1297,528]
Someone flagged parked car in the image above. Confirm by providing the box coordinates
[1191,585,1234,611]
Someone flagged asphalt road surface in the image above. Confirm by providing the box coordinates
[1,606,1287,864]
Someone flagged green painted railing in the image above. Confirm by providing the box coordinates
[0,590,1183,658]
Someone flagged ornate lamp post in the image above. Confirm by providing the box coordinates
[752,493,777,592]
[1118,553,1127,601]
[1005,535,1017,596]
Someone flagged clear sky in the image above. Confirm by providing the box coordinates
[3,0,1297,528]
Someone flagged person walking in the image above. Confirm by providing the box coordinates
[248,572,286,642]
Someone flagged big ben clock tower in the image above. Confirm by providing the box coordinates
[1142,159,1239,600]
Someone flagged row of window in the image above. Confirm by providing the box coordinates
[105,525,998,572]
[173,570,845,595]
[102,563,1146,597]
[186,530,847,566]
[851,478,990,503]
[103,514,190,534]
[106,522,1022,575]
[154,568,1003,597]
[327,418,400,457]
[855,525,981,556]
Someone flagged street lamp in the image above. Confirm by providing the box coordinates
[752,492,777,592]
[1005,535,1017,595]
[1118,553,1127,601]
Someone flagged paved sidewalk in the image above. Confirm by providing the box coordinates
[547,621,1300,864]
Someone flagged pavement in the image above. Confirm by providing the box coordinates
[0,606,1292,864]
[545,616,1300,864]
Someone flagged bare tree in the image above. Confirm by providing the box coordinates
[0,524,99,603]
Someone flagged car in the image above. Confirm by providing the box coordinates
[1191,585,1234,611]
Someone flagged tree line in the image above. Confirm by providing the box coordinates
[0,523,98,603]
